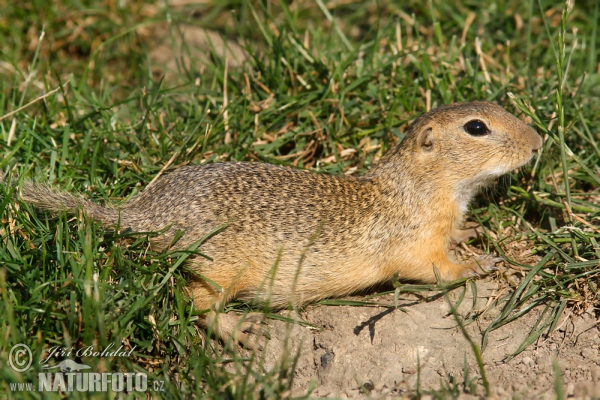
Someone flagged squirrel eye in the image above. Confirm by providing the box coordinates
[463,119,490,136]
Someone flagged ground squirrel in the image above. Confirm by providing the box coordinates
[5,101,542,346]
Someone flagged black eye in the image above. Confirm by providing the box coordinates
[463,119,490,136]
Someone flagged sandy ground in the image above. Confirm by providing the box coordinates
[251,278,600,399]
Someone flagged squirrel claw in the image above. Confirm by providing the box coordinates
[458,255,503,279]
[471,254,504,272]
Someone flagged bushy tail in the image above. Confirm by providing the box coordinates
[7,179,121,225]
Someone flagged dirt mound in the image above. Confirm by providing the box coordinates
[255,279,600,398]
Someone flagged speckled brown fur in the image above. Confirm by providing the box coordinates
[11,101,542,346]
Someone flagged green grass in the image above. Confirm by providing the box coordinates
[1,0,599,397]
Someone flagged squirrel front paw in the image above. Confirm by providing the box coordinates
[457,254,503,279]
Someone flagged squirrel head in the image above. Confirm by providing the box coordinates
[370,101,543,214]
[403,101,542,185]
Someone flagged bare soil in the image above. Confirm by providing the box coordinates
[256,278,600,399]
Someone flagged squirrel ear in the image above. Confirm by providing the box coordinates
[417,127,434,152]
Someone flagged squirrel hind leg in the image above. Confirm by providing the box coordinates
[189,275,266,350]
[204,311,265,350]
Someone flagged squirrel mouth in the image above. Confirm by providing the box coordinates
[516,150,539,170]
